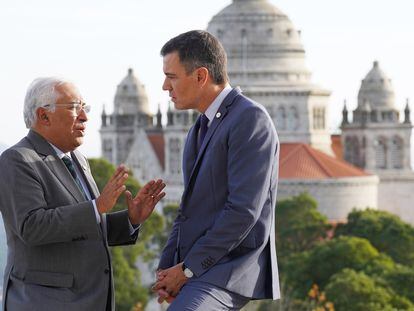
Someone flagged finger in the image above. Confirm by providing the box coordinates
[142,180,156,194]
[152,182,166,196]
[112,185,126,200]
[110,165,127,182]
[145,179,161,195]
[157,289,169,304]
[153,192,166,204]
[152,280,166,291]
[158,288,169,298]
[114,172,129,185]
[125,190,132,207]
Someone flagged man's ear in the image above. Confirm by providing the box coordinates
[37,108,50,126]
[196,67,209,87]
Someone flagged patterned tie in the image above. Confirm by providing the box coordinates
[197,114,209,152]
[62,156,88,199]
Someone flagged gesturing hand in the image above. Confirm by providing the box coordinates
[126,179,166,225]
[96,165,129,214]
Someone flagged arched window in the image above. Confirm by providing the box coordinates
[390,136,404,169]
[345,136,360,167]
[286,106,299,130]
[275,106,286,130]
[375,137,387,169]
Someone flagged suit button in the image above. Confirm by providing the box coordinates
[104,268,110,274]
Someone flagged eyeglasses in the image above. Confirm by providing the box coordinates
[45,101,91,116]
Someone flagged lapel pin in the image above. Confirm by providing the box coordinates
[216,112,221,118]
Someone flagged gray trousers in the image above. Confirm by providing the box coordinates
[167,281,250,311]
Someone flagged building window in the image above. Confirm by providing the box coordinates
[390,136,404,169]
[375,137,387,169]
[313,107,325,130]
[275,106,286,130]
[287,106,299,130]
[169,138,181,175]
[103,139,113,164]
[345,136,360,167]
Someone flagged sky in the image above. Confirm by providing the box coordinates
[0,0,413,158]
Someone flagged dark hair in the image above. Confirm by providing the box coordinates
[161,30,228,85]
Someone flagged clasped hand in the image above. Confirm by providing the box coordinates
[152,263,188,304]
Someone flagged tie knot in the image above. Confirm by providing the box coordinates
[62,156,76,179]
[200,114,209,128]
[62,155,73,167]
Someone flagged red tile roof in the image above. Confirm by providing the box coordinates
[147,132,165,170]
[280,143,370,179]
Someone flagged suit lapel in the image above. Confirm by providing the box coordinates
[26,130,86,203]
[183,88,242,196]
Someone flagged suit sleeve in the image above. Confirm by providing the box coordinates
[184,106,278,277]
[104,210,139,246]
[0,149,101,246]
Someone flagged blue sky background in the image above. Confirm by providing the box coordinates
[0,0,413,158]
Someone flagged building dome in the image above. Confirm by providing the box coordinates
[114,68,151,115]
[207,0,311,87]
[358,61,395,110]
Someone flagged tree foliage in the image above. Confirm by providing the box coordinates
[269,194,414,310]
[335,209,414,266]
[325,269,414,311]
[276,193,331,258]
[285,236,380,297]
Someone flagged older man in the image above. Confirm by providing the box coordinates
[0,77,165,311]
[153,30,280,310]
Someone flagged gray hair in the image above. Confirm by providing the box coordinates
[23,77,72,128]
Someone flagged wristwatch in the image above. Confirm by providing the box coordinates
[182,262,194,278]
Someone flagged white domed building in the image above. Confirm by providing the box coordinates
[207,0,333,155]
[100,0,412,223]
[342,61,414,223]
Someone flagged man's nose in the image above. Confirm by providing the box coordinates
[162,78,171,91]
[77,109,88,122]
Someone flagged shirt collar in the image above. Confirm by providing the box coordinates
[204,84,232,126]
[50,143,70,160]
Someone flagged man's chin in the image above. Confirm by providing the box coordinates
[74,138,84,147]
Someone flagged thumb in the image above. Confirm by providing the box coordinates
[125,190,132,207]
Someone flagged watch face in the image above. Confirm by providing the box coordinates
[184,268,194,278]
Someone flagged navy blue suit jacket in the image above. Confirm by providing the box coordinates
[159,88,280,299]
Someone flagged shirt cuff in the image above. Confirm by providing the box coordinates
[128,219,141,235]
[92,199,101,224]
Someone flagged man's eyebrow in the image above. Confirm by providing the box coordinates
[164,72,176,77]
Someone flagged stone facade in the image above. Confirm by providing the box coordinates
[341,61,414,222]
[278,176,379,221]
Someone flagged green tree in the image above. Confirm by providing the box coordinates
[285,236,380,297]
[89,158,165,311]
[276,193,331,259]
[335,209,414,266]
[325,269,414,311]
[384,265,414,303]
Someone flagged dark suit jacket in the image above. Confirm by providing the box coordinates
[158,88,280,299]
[0,130,138,311]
